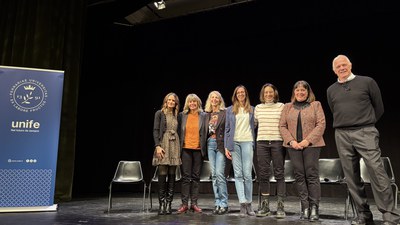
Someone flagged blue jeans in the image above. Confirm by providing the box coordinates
[231,141,254,204]
[207,138,228,208]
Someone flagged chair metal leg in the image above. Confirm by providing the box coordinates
[345,192,356,220]
[148,183,153,211]
[349,196,356,219]
[258,183,261,209]
[392,183,398,209]
[108,182,113,213]
[344,194,349,220]
[142,183,147,212]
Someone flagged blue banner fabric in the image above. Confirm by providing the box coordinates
[0,66,64,209]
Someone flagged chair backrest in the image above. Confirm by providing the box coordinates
[283,159,295,182]
[359,158,369,183]
[175,166,182,181]
[200,160,212,182]
[360,157,395,183]
[319,158,344,183]
[343,156,399,218]
[381,156,398,209]
[381,156,395,182]
[112,161,144,183]
[270,160,295,183]
[226,162,257,182]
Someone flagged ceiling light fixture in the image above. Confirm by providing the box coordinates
[154,0,166,10]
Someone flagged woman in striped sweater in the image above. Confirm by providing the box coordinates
[254,83,286,219]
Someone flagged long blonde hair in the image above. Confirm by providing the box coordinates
[182,93,203,114]
[204,90,226,113]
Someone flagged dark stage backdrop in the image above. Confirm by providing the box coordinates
[0,0,85,202]
[75,1,400,197]
[1,0,399,200]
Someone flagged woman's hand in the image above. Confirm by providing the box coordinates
[225,148,232,160]
[156,146,165,159]
[290,140,303,150]
[299,140,310,148]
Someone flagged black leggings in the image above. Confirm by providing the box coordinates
[158,165,176,176]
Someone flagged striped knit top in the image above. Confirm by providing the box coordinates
[254,102,284,141]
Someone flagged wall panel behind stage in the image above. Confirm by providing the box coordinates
[75,1,400,196]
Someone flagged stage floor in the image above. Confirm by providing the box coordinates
[0,194,386,225]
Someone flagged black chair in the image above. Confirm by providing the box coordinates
[381,157,398,208]
[269,159,295,183]
[108,161,147,213]
[226,163,257,183]
[200,160,212,183]
[226,162,258,206]
[148,166,181,211]
[344,157,398,219]
[318,158,353,219]
[318,158,344,184]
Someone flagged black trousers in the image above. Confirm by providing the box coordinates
[180,148,203,205]
[256,140,286,197]
[287,147,321,208]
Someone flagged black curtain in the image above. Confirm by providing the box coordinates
[0,0,86,202]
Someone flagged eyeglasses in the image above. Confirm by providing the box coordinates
[341,82,350,91]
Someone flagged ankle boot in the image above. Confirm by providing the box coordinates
[309,204,319,221]
[158,175,167,215]
[276,196,286,219]
[165,201,171,215]
[300,207,310,220]
[246,203,256,216]
[240,203,247,217]
[158,200,166,215]
[165,174,175,215]
[177,204,188,214]
[256,195,270,217]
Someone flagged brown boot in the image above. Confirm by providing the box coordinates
[177,204,188,214]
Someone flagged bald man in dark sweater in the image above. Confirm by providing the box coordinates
[327,55,400,225]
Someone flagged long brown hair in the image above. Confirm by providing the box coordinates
[231,85,252,115]
[161,92,180,116]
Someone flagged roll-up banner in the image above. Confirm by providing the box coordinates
[0,66,64,212]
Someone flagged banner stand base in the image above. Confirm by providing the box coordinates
[0,204,58,213]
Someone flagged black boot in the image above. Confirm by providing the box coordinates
[309,204,319,221]
[165,202,171,215]
[256,195,270,217]
[276,196,286,219]
[300,207,310,220]
[158,175,167,215]
[165,174,175,215]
